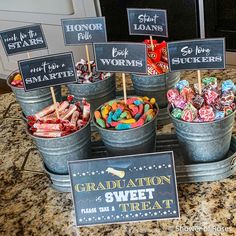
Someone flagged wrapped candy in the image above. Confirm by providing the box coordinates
[220,91,234,106]
[192,95,204,109]
[222,80,236,93]
[204,89,219,105]
[175,80,189,92]
[180,86,195,102]
[11,73,23,88]
[167,89,179,103]
[171,108,183,119]
[202,77,217,88]
[181,103,197,122]
[27,97,90,138]
[173,95,187,109]
[199,106,215,122]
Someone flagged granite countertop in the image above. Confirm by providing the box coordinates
[0,70,236,236]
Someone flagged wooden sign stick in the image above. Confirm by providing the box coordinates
[150,35,154,51]
[197,70,202,95]
[85,44,91,73]
[50,87,60,119]
[122,73,127,104]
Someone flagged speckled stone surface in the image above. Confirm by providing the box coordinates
[0,70,235,236]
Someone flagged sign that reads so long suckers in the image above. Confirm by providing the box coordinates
[0,24,47,55]
[93,43,147,74]
[167,38,225,71]
[68,151,180,227]
[18,52,77,91]
[61,17,107,45]
[127,8,168,37]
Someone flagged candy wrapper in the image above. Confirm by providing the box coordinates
[143,39,169,75]
[76,59,111,84]
[27,96,90,138]
[10,73,23,88]
[94,97,157,130]
[168,78,236,123]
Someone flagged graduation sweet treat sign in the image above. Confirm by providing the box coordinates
[68,151,180,227]
[0,24,47,55]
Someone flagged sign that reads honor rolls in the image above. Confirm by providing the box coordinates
[18,52,77,91]
[61,17,107,45]
[68,151,180,227]
[0,24,47,55]
[127,8,168,37]
[94,43,147,74]
[167,38,225,71]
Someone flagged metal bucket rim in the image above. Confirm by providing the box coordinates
[131,71,181,78]
[26,115,91,140]
[67,72,115,86]
[167,104,236,125]
[93,97,159,133]
[7,69,24,91]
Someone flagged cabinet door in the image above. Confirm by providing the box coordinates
[0,0,97,79]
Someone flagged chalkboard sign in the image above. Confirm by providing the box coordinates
[68,151,180,227]
[61,17,107,45]
[93,43,147,74]
[0,24,47,55]
[167,38,225,71]
[127,8,168,37]
[18,52,77,91]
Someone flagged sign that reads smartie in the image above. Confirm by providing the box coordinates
[0,24,47,55]
[18,52,77,91]
[167,38,225,71]
[61,17,107,45]
[127,8,168,37]
[94,43,147,74]
[68,151,180,227]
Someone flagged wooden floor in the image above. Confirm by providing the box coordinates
[0,79,11,95]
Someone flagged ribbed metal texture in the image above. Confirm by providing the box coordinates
[28,121,91,174]
[93,104,158,156]
[67,73,116,112]
[131,72,181,108]
[169,108,236,163]
[7,70,61,116]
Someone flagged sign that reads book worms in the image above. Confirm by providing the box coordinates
[127,8,168,37]
[167,38,225,71]
[68,151,180,227]
[0,24,47,55]
[93,43,147,74]
[18,52,77,91]
[61,17,107,45]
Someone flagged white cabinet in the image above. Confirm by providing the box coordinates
[0,0,98,79]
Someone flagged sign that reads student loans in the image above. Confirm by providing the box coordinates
[61,17,107,45]
[68,151,180,227]
[167,38,225,71]
[127,8,168,37]
[0,24,47,55]
[94,43,147,74]
[18,52,77,91]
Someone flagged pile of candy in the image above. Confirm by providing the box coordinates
[167,78,236,122]
[144,39,169,75]
[27,96,90,137]
[10,73,23,88]
[94,97,157,130]
[76,59,111,84]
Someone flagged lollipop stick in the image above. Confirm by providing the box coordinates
[197,70,202,95]
[150,35,154,51]
[85,44,91,73]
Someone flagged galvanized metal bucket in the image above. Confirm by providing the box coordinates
[44,164,71,192]
[169,106,236,164]
[67,73,116,112]
[93,101,158,156]
[7,70,61,116]
[131,72,181,108]
[27,120,91,174]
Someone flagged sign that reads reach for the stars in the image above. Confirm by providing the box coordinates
[0,24,47,55]
[61,17,107,45]
[68,151,180,227]
[127,8,168,37]
[18,52,77,91]
[93,42,147,74]
[167,38,225,71]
